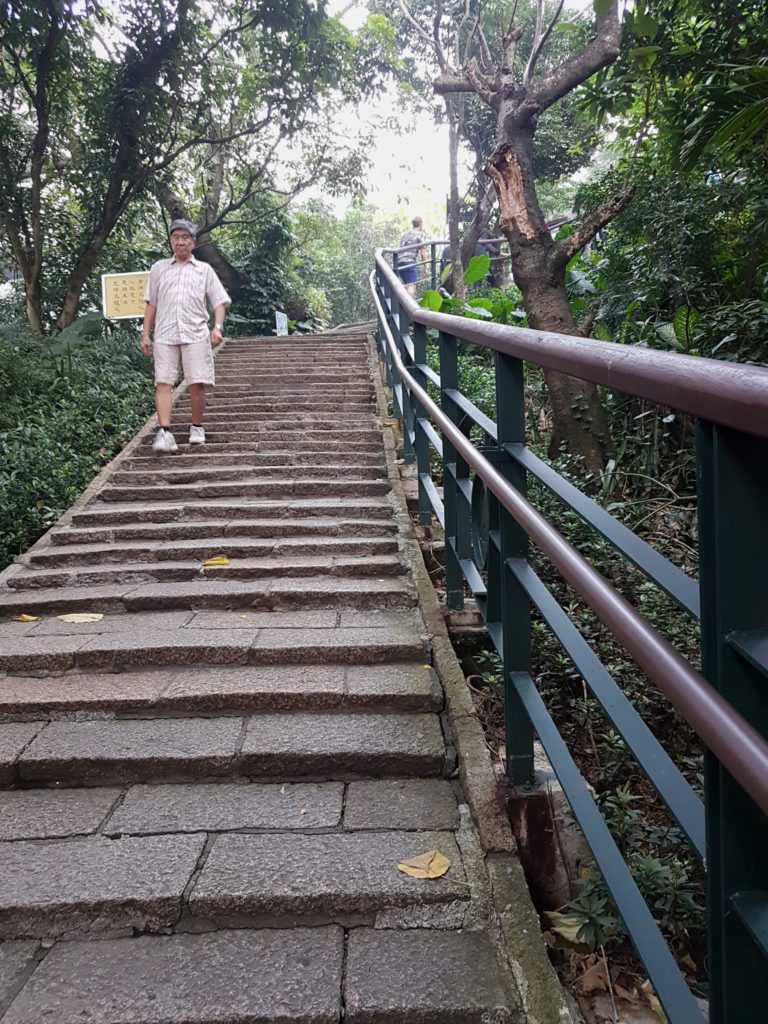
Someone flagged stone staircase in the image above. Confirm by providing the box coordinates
[0,333,535,1023]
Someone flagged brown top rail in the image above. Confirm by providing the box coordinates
[377,250,768,440]
[370,269,768,819]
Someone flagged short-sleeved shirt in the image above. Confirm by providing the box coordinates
[398,228,428,267]
[144,255,231,346]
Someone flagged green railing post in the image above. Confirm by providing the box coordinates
[496,352,534,784]
[439,330,467,609]
[697,423,768,1024]
[430,243,437,290]
[412,321,432,528]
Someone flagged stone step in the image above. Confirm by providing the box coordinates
[6,553,404,592]
[2,928,346,1022]
[110,464,386,485]
[0,619,423,672]
[70,498,393,526]
[188,829,466,927]
[0,575,414,617]
[124,450,385,468]
[0,661,441,719]
[11,710,444,785]
[172,401,374,415]
[29,535,398,567]
[49,516,397,546]
[99,479,390,503]
[137,439,382,455]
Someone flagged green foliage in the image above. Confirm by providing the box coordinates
[0,323,154,570]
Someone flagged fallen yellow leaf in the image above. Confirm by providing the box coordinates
[56,613,103,623]
[397,850,451,879]
[542,911,592,953]
[13,613,41,623]
[201,556,231,566]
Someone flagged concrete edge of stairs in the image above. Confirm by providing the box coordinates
[364,333,572,1024]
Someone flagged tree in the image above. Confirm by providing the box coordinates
[0,0,397,330]
[425,0,634,470]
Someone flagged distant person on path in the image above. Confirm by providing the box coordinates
[141,219,231,454]
[397,216,429,296]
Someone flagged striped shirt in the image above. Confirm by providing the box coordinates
[144,255,231,346]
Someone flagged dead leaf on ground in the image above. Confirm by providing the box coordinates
[13,613,41,622]
[575,960,609,995]
[614,983,640,1004]
[56,613,103,623]
[201,556,231,566]
[640,980,666,1021]
[397,850,451,879]
[542,911,592,953]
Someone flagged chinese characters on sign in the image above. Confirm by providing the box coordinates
[101,272,149,319]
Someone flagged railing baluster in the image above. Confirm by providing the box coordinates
[412,322,432,527]
[697,422,768,1024]
[495,352,534,784]
[439,330,465,609]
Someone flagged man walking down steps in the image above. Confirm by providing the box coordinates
[0,329,567,1023]
[142,218,230,454]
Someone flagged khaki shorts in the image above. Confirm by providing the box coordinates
[153,342,215,387]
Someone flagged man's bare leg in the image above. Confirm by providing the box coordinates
[155,383,172,427]
[189,383,206,425]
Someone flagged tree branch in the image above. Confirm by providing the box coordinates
[552,188,635,269]
[523,0,565,88]
[526,1,620,115]
[434,74,476,96]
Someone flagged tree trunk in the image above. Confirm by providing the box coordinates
[486,139,611,473]
[443,185,494,294]
[446,104,466,301]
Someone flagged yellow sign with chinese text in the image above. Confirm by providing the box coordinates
[101,272,148,319]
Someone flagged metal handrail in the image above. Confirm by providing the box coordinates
[370,266,768,818]
[378,250,768,439]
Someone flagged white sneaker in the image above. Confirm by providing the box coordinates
[189,425,206,445]
[152,428,178,454]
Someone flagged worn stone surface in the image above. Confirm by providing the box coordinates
[2,928,343,1024]
[0,833,205,939]
[106,781,343,836]
[124,579,270,610]
[0,671,166,717]
[187,609,338,630]
[19,717,243,785]
[345,929,519,1023]
[159,665,346,712]
[250,627,423,664]
[0,723,44,785]
[0,585,128,615]
[0,788,120,841]
[0,943,39,1015]
[344,780,460,832]
[0,636,86,673]
[345,664,440,709]
[190,830,466,922]
[31,610,193,636]
[76,627,257,669]
[238,711,445,777]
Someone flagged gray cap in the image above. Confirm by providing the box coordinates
[168,218,197,238]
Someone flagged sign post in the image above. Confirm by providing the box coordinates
[101,272,149,319]
[275,311,289,336]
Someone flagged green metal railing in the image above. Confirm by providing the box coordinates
[371,247,768,1024]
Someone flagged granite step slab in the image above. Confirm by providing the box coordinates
[6,553,405,591]
[49,516,397,546]
[0,621,423,672]
[29,535,399,567]
[1,928,344,1024]
[0,575,414,616]
[69,498,393,527]
[99,478,389,502]
[0,662,440,719]
[0,723,46,784]
[111,464,385,486]
[15,711,444,785]
[0,833,206,939]
[188,830,466,926]
[345,929,521,1023]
